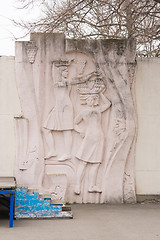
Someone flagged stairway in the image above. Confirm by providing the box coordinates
[14,187,73,219]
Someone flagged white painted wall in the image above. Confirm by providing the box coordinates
[0,56,21,176]
[136,58,160,194]
[1,56,160,195]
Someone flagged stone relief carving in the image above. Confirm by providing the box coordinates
[43,60,97,162]
[15,118,29,170]
[15,117,39,170]
[114,119,126,140]
[47,174,67,203]
[25,41,38,64]
[43,60,73,161]
[15,33,137,203]
[74,90,111,194]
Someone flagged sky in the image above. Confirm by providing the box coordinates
[0,0,41,56]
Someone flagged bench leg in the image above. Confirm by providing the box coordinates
[9,193,14,228]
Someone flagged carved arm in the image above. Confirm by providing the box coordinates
[69,71,99,85]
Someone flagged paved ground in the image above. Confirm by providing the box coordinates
[0,203,160,240]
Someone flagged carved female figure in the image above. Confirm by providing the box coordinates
[74,91,111,194]
[43,60,98,161]
[43,61,73,161]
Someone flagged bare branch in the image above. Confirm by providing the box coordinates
[14,0,160,57]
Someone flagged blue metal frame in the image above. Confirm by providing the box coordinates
[0,190,15,227]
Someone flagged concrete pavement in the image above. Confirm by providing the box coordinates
[0,203,160,240]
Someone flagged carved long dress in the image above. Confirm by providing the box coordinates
[44,85,73,131]
[75,108,104,163]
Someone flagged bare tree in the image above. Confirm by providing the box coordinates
[14,0,160,57]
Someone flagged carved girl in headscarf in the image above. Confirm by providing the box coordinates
[74,90,111,194]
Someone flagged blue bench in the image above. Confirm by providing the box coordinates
[0,189,15,227]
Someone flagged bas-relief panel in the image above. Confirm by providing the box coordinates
[15,34,136,203]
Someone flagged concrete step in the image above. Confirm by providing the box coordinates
[62,206,71,211]
[15,211,73,219]
[39,193,52,200]
[14,187,73,219]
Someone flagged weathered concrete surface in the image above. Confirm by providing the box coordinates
[0,56,21,177]
[1,55,160,200]
[0,204,160,240]
[136,58,160,195]
[15,33,137,204]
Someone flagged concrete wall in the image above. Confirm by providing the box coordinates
[136,58,160,195]
[0,56,21,176]
[0,56,160,196]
